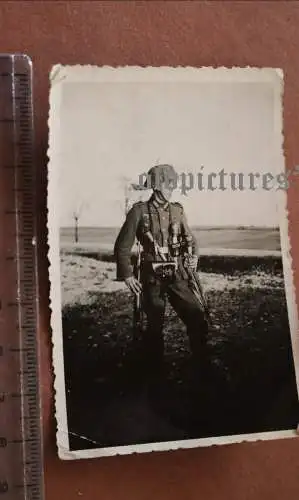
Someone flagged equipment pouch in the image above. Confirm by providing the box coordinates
[151,261,177,281]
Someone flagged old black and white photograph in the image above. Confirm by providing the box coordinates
[48,65,299,459]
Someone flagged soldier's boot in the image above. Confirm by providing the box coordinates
[139,321,165,384]
[140,284,166,397]
[186,316,217,405]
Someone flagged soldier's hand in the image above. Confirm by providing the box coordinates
[125,276,142,295]
[185,255,198,271]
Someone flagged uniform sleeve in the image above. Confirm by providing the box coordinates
[114,205,141,280]
[180,207,199,257]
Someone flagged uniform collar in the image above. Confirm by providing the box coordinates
[149,192,169,210]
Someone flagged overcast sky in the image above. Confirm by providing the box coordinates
[57,73,283,228]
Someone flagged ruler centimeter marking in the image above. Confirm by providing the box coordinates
[0,55,44,499]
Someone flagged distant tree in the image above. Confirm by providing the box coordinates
[72,200,88,243]
[124,181,131,216]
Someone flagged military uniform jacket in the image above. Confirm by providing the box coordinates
[114,194,199,280]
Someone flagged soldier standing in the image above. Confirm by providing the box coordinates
[114,164,209,389]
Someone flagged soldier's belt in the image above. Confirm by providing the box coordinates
[156,246,168,254]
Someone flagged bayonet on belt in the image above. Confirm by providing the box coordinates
[133,240,144,339]
[181,232,212,325]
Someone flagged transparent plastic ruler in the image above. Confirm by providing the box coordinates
[0,54,44,499]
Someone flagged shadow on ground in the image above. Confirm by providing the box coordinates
[61,280,299,451]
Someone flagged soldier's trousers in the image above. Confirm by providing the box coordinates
[141,277,209,381]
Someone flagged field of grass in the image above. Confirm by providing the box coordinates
[60,252,298,451]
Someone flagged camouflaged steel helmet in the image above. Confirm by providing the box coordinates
[143,164,178,189]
